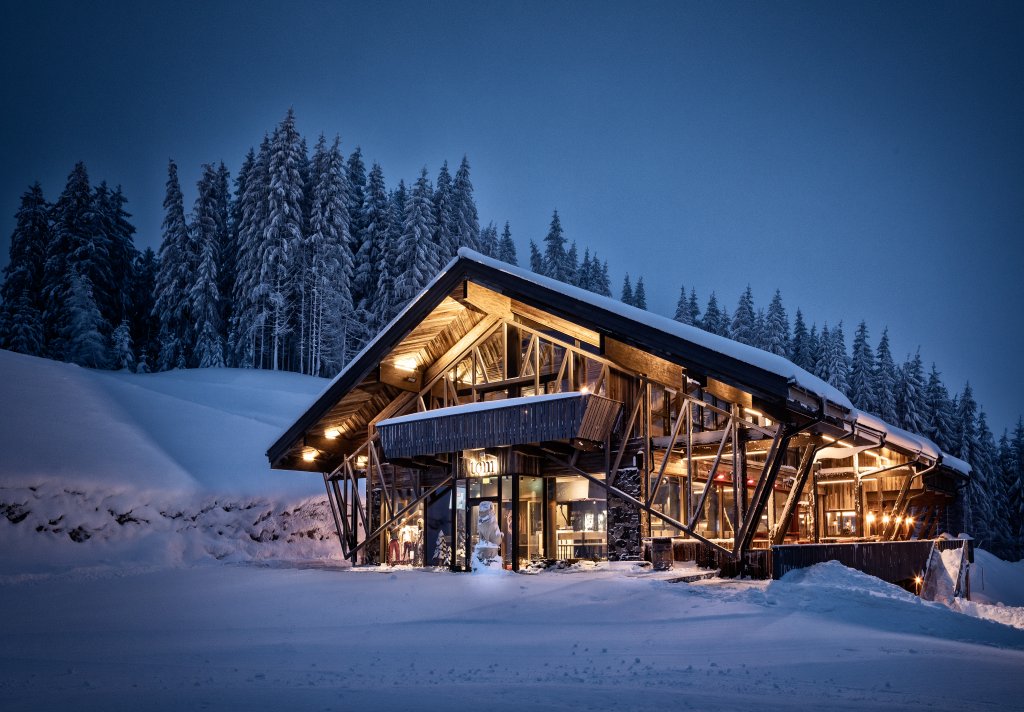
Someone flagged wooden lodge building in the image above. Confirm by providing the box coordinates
[268,249,971,580]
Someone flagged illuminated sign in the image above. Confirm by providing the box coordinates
[465,454,499,478]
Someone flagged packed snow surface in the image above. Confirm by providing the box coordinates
[2,349,1023,710]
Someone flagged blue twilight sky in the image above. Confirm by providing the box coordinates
[2,1,1022,431]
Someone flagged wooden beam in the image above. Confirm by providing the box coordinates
[603,336,682,388]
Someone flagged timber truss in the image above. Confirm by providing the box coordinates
[317,309,946,569]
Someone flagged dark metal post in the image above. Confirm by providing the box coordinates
[512,474,520,572]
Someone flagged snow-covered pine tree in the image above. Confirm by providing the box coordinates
[433,530,452,568]
[480,222,498,259]
[261,109,306,370]
[805,324,820,375]
[452,156,480,252]
[952,383,978,463]
[566,242,579,285]
[432,161,456,262]
[595,260,613,297]
[896,350,926,434]
[394,168,439,304]
[0,183,50,355]
[111,320,134,370]
[1005,421,1024,543]
[578,249,594,291]
[91,183,137,331]
[65,268,110,368]
[153,160,194,370]
[686,288,700,326]
[730,286,756,346]
[849,321,876,412]
[923,364,955,452]
[620,274,634,306]
[633,276,647,310]
[307,136,355,376]
[825,321,850,394]
[812,324,830,381]
[763,290,790,357]
[873,328,899,424]
[970,410,999,546]
[753,308,767,351]
[230,136,271,369]
[346,146,368,269]
[496,222,517,265]
[529,240,543,273]
[673,284,691,324]
[190,164,226,368]
[358,162,392,328]
[45,162,100,361]
[225,150,253,366]
[542,210,569,281]
[212,162,233,346]
[790,309,810,369]
[130,247,159,367]
[701,292,727,336]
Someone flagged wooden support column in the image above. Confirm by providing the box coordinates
[810,464,820,543]
[770,444,815,545]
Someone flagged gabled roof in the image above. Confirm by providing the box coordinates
[268,249,968,479]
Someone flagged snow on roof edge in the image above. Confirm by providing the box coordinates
[378,391,582,427]
[854,409,970,476]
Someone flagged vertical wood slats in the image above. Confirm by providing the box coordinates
[377,393,621,459]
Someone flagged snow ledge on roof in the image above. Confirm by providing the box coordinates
[377,391,583,427]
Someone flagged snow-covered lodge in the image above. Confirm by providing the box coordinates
[269,249,971,580]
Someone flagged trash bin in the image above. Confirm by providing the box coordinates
[651,537,674,571]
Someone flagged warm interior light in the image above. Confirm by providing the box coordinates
[744,408,763,418]
[882,514,891,524]
[866,512,876,524]
[914,575,923,585]
[905,517,914,527]
[302,449,317,462]
[580,386,590,395]
[355,455,368,468]
[395,357,418,372]
[324,428,340,440]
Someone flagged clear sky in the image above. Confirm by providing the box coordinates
[2,0,1022,432]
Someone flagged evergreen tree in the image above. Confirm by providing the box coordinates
[153,160,193,370]
[91,183,137,329]
[496,221,517,265]
[65,269,109,368]
[394,168,439,303]
[130,247,159,367]
[620,274,634,306]
[230,136,272,369]
[896,350,927,434]
[433,161,456,261]
[970,410,998,545]
[701,292,727,336]
[763,290,790,357]
[111,320,135,370]
[673,284,692,325]
[805,324,820,376]
[873,328,899,424]
[357,162,388,315]
[190,164,226,368]
[0,183,50,355]
[346,146,368,268]
[479,222,499,259]
[433,530,452,568]
[849,321,876,412]
[633,276,647,310]
[791,309,811,370]
[45,162,102,360]
[225,150,254,365]
[542,210,570,281]
[686,288,700,326]
[578,249,594,291]
[923,364,955,452]
[952,383,979,463]
[307,136,355,375]
[529,239,544,273]
[753,308,767,351]
[812,324,830,381]
[730,286,757,346]
[452,156,480,252]
[594,260,613,297]
[261,108,306,370]
[1004,421,1024,542]
[826,321,850,393]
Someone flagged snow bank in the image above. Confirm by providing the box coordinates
[971,548,1024,606]
[0,350,339,572]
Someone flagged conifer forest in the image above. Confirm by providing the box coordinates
[1,109,1021,559]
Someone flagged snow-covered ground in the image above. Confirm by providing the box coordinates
[2,350,1024,710]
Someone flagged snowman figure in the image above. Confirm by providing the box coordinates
[473,500,503,569]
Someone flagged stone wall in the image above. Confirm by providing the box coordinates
[607,467,643,560]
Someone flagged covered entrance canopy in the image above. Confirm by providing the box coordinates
[268,249,970,573]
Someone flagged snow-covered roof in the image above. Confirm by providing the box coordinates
[377,391,582,427]
[455,248,854,411]
[854,409,970,476]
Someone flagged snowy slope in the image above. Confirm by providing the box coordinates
[0,350,341,571]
